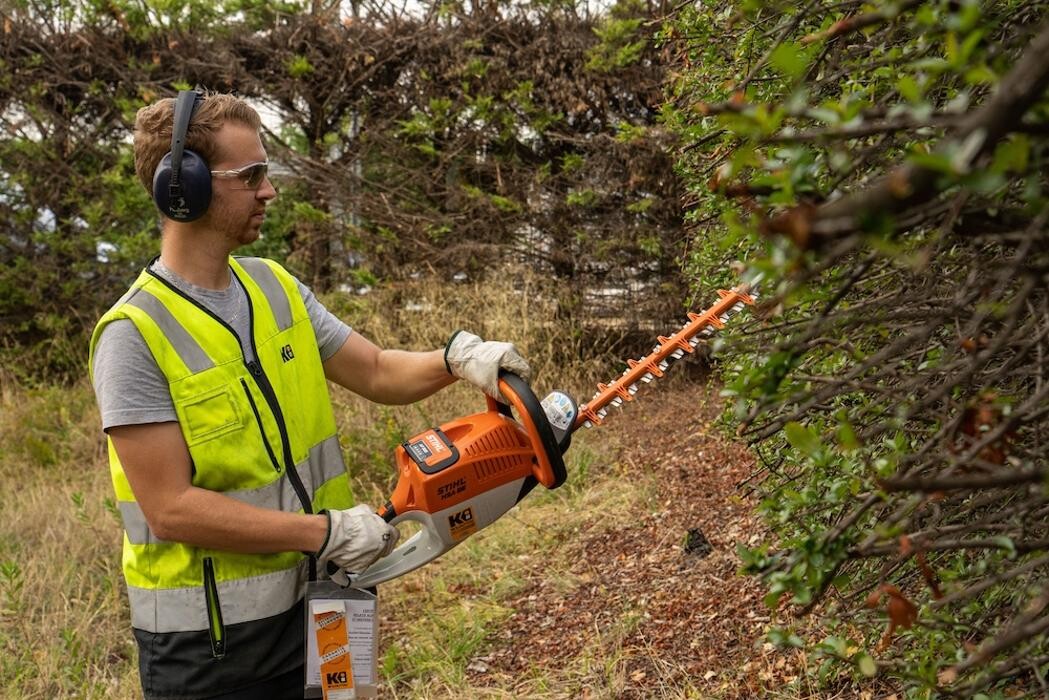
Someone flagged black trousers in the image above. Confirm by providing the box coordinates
[207,665,304,699]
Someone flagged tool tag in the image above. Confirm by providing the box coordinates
[313,601,354,700]
[304,583,378,698]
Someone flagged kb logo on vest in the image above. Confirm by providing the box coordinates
[281,344,295,363]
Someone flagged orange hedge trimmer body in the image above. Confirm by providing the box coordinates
[343,281,758,589]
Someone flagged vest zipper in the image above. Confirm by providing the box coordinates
[202,557,226,658]
[240,379,282,473]
[147,262,320,580]
[145,263,313,516]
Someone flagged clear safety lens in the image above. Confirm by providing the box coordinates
[240,162,268,189]
[211,161,269,190]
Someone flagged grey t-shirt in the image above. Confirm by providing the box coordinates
[92,259,352,432]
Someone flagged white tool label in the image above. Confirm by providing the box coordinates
[541,391,575,431]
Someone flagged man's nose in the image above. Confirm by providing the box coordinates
[256,176,277,202]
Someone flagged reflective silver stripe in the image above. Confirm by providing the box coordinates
[224,435,346,509]
[119,436,346,544]
[119,501,167,545]
[105,285,141,317]
[128,563,307,633]
[238,257,293,331]
[302,435,346,494]
[125,289,214,372]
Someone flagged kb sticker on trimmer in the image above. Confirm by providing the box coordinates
[447,507,477,541]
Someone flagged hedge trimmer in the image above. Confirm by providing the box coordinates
[342,278,761,589]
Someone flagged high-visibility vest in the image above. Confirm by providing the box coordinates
[89,256,354,698]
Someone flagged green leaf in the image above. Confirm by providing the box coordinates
[785,422,821,457]
[770,42,808,80]
[994,134,1030,174]
[856,652,877,677]
[964,65,997,85]
[767,627,805,649]
[896,75,922,103]
[285,54,314,78]
[990,536,1017,558]
[835,421,860,452]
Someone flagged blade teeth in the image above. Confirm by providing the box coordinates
[584,290,759,425]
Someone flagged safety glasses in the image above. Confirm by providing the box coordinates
[210,161,269,190]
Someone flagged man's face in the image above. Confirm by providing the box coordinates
[202,122,277,248]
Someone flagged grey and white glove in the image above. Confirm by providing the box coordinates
[317,504,400,576]
[444,330,532,402]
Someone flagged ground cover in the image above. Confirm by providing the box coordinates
[0,368,813,699]
[379,373,815,699]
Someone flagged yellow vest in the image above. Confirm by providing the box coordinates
[90,256,353,695]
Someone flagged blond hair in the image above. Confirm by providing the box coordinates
[132,92,263,193]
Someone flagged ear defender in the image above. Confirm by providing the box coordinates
[152,90,212,222]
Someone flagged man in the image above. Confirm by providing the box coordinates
[89,90,531,700]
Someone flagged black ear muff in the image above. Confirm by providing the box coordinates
[152,90,212,222]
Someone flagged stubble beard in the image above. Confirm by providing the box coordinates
[208,205,260,251]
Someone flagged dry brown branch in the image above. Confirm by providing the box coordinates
[764,17,1049,249]
[799,0,925,45]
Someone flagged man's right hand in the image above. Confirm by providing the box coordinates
[317,504,400,574]
[444,330,532,402]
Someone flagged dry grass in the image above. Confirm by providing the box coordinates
[0,276,619,699]
[0,276,788,699]
[0,375,137,700]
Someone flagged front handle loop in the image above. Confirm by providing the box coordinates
[487,371,567,489]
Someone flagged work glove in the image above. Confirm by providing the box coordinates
[317,505,400,581]
[444,330,532,402]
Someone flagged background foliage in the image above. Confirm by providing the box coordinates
[1,0,681,379]
[664,0,1049,696]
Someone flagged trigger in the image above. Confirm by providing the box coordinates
[327,564,351,588]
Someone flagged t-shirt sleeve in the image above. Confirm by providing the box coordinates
[91,319,178,432]
[294,277,352,361]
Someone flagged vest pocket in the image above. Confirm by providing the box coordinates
[202,557,226,658]
[178,385,242,446]
[240,379,283,473]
